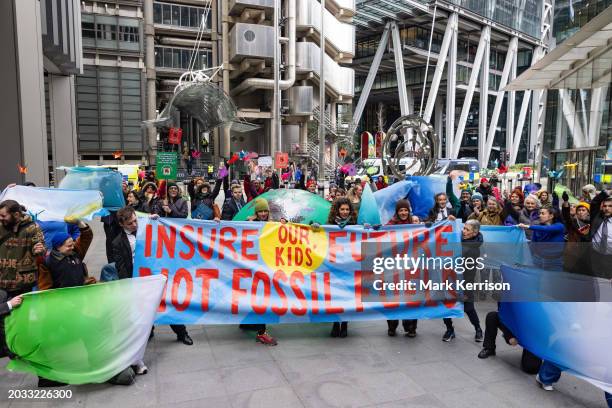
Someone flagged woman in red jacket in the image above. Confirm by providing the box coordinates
[385,200,418,337]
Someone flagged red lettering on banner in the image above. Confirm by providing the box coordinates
[231,269,251,314]
[241,229,258,261]
[354,271,365,312]
[171,268,193,311]
[197,227,216,260]
[349,232,365,262]
[442,267,458,308]
[328,231,346,263]
[275,247,285,266]
[144,224,153,257]
[412,228,432,258]
[290,272,307,315]
[138,267,152,277]
[156,225,176,259]
[435,224,453,257]
[251,271,271,314]
[159,268,169,312]
[310,273,320,314]
[271,271,288,316]
[179,225,195,260]
[323,272,344,314]
[219,227,238,260]
[304,248,313,267]
[196,268,219,311]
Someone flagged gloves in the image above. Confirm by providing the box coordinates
[372,224,382,231]
[562,191,569,202]
[310,222,321,230]
[363,223,371,229]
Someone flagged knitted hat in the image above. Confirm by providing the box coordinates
[480,177,489,183]
[307,180,317,188]
[576,201,590,211]
[254,198,269,213]
[395,199,411,213]
[471,192,483,202]
[51,232,71,249]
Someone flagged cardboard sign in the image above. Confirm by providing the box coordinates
[258,156,273,167]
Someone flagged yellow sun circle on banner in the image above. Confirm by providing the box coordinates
[259,223,329,275]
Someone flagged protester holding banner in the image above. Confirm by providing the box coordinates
[385,199,418,337]
[156,183,188,219]
[518,207,565,270]
[426,177,459,222]
[439,219,485,342]
[503,188,525,226]
[241,198,278,345]
[0,290,22,317]
[327,197,357,338]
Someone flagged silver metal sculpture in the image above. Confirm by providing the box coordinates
[382,114,438,179]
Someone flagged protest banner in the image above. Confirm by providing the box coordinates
[134,218,464,324]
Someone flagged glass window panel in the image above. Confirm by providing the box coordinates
[162,4,171,25]
[190,8,199,28]
[181,6,190,27]
[154,2,161,23]
[172,5,180,26]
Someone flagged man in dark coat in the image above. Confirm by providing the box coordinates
[221,184,246,221]
[112,206,193,346]
[589,190,612,279]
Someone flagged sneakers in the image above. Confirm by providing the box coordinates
[255,331,278,346]
[442,329,455,342]
[475,328,483,342]
[536,374,554,391]
[132,361,148,375]
[478,348,496,359]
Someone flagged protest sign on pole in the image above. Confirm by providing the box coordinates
[156,152,178,180]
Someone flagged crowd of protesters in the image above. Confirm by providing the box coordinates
[0,164,610,405]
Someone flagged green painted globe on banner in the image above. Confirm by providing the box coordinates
[233,189,331,224]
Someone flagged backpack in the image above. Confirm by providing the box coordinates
[191,203,213,220]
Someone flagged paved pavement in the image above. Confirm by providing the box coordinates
[0,222,607,408]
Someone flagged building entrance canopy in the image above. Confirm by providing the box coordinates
[506,5,612,91]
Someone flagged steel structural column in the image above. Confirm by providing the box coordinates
[554,91,566,149]
[587,86,605,146]
[390,22,409,115]
[505,45,517,163]
[510,46,543,165]
[435,98,444,158]
[272,0,281,157]
[483,36,518,168]
[478,29,490,168]
[559,88,587,148]
[144,0,157,164]
[350,22,391,133]
[318,0,326,181]
[445,14,458,158]
[453,26,490,158]
[531,0,554,181]
[423,13,457,124]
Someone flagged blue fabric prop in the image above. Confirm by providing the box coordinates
[357,183,381,225]
[58,167,126,210]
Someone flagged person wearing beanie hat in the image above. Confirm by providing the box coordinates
[457,189,474,222]
[307,179,318,193]
[242,197,278,345]
[192,175,223,221]
[385,199,418,337]
[44,221,94,289]
[139,182,159,214]
[157,182,188,218]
